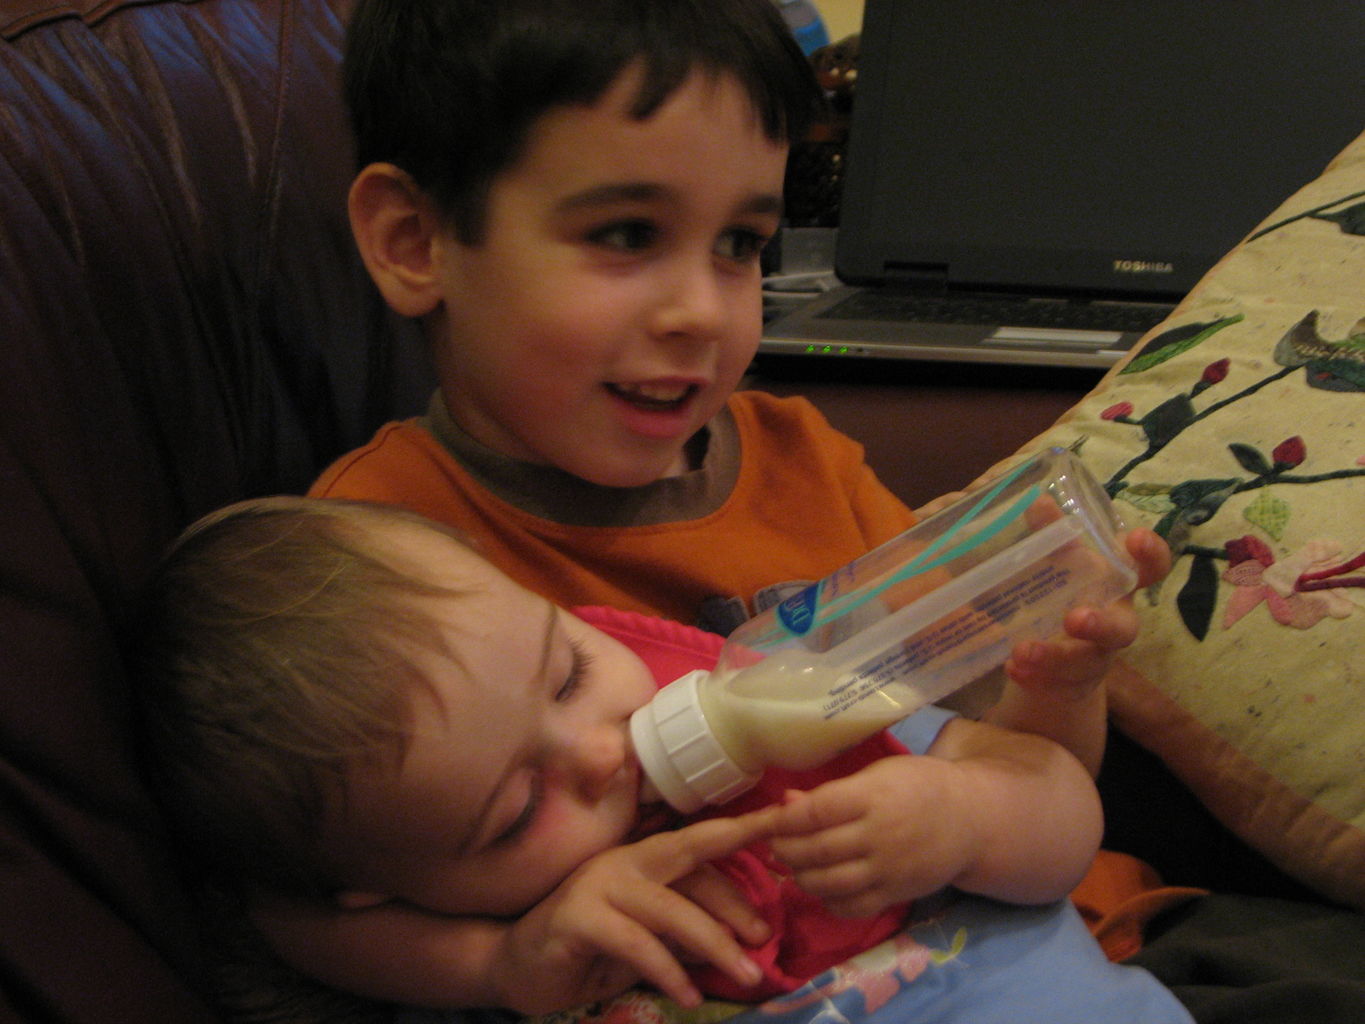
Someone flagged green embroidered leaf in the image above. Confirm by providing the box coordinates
[1169,477,1239,508]
[1140,394,1196,448]
[1153,507,1182,541]
[1119,314,1244,375]
[1244,490,1291,541]
[1168,479,1240,527]
[1176,553,1219,641]
[1117,483,1175,516]
[1229,443,1273,476]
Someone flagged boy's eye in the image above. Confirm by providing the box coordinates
[588,220,657,252]
[715,227,771,264]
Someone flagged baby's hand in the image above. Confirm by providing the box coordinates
[1004,527,1169,700]
[766,759,970,919]
[492,807,777,1013]
[771,722,1104,911]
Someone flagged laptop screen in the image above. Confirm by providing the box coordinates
[837,0,1365,300]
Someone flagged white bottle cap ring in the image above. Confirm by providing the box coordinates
[629,669,760,814]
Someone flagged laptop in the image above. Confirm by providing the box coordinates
[761,0,1365,369]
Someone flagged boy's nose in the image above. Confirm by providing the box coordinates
[652,259,727,340]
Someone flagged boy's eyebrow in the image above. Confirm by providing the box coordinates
[553,182,784,218]
[739,192,786,218]
[554,182,663,212]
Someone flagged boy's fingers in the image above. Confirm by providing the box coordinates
[1023,493,1064,529]
[1129,528,1172,588]
[1060,601,1139,650]
[1007,632,1110,689]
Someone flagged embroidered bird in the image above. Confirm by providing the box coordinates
[1273,310,1365,391]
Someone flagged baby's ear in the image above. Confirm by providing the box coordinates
[348,163,445,318]
[334,889,393,911]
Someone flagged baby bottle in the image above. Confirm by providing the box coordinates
[630,446,1137,813]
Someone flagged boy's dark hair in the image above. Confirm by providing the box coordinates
[343,0,825,242]
[129,497,472,898]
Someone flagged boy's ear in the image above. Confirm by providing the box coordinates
[348,163,446,319]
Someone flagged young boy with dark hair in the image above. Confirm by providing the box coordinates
[298,0,1178,1014]
[315,0,1168,781]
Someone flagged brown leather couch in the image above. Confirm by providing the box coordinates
[3,2,1359,1021]
[1,1,429,1018]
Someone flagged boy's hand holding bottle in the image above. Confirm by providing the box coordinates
[988,527,1171,775]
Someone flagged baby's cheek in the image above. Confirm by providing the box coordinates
[529,790,622,882]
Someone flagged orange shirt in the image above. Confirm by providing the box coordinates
[311,390,917,627]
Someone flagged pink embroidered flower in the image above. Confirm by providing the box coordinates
[1297,548,1365,592]
[1101,401,1134,421]
[594,991,668,1024]
[1272,436,1306,469]
[1225,534,1274,566]
[1201,358,1230,385]
[1223,538,1357,630]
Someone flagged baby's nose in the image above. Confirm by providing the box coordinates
[555,723,628,799]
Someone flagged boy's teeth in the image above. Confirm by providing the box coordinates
[613,383,690,404]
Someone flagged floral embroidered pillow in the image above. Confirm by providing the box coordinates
[1014,130,1365,911]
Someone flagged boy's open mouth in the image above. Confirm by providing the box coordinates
[606,381,697,410]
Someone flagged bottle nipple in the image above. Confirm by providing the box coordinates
[629,669,760,814]
[637,774,663,806]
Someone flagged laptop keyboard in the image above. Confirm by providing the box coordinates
[819,289,1173,334]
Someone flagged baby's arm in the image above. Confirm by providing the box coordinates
[985,527,1170,774]
[766,718,1103,917]
[252,810,777,1014]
